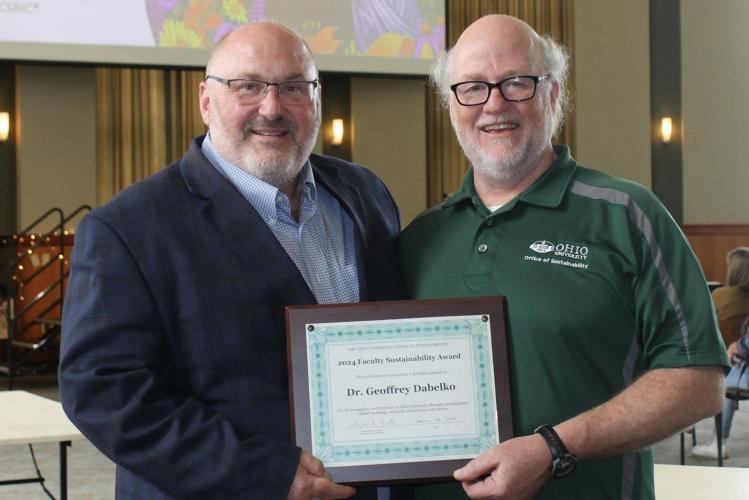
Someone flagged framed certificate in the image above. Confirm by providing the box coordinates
[285,297,513,485]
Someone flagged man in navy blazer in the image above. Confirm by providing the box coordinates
[60,22,405,499]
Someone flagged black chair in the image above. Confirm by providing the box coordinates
[680,413,724,467]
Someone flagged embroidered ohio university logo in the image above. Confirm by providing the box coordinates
[525,239,591,270]
[529,240,555,253]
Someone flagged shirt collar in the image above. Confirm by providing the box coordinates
[443,145,577,212]
[201,133,317,224]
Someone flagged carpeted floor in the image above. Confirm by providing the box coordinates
[1,374,747,499]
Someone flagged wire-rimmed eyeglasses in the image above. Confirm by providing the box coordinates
[205,75,319,103]
[450,75,551,106]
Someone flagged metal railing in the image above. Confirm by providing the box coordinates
[1,205,90,389]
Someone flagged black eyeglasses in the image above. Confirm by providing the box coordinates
[450,75,551,106]
[205,75,319,104]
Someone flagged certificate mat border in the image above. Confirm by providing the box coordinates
[310,316,496,465]
[286,297,513,485]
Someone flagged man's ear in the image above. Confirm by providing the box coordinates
[198,81,211,127]
[549,79,560,111]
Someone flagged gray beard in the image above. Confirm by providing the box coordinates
[459,135,538,187]
[455,114,553,188]
[242,146,308,188]
[239,118,320,189]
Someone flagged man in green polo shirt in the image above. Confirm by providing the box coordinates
[399,14,728,500]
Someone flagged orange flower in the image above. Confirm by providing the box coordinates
[366,33,414,58]
[306,26,343,55]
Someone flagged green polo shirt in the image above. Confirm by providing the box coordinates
[399,145,728,500]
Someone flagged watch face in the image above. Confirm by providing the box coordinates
[552,455,577,478]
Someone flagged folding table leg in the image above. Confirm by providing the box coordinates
[679,432,685,464]
[715,413,723,467]
[60,441,71,500]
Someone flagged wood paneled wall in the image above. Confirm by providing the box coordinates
[683,225,749,283]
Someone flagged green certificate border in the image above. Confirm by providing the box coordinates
[308,316,498,465]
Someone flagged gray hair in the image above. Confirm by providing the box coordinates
[429,34,571,136]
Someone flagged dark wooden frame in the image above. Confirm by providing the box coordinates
[285,297,513,485]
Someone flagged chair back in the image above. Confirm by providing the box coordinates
[719,315,747,346]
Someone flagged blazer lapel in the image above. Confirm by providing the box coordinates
[179,139,315,306]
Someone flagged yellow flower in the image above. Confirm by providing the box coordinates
[159,19,205,48]
[222,0,247,23]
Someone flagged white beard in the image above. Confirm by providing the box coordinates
[242,141,310,188]
[237,113,321,189]
[453,109,554,188]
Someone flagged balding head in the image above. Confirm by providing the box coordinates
[430,14,569,136]
[453,15,545,74]
[207,22,317,81]
[198,21,321,193]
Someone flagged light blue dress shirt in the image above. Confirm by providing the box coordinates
[201,134,359,304]
[202,137,390,499]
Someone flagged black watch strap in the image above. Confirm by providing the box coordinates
[534,424,577,478]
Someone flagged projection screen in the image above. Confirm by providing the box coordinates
[0,0,446,74]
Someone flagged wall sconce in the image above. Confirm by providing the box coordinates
[0,112,9,142]
[331,118,344,146]
[660,117,672,144]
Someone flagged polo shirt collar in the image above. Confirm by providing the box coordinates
[443,144,577,212]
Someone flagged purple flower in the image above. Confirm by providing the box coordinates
[251,0,266,21]
[146,0,180,41]
[213,22,236,44]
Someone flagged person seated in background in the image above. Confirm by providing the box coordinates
[713,248,749,343]
[693,247,749,458]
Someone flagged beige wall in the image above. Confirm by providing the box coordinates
[16,65,96,230]
[575,0,748,225]
[12,69,426,230]
[573,0,651,187]
[681,0,749,224]
[351,77,427,226]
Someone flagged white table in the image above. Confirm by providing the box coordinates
[0,390,84,499]
[655,463,749,499]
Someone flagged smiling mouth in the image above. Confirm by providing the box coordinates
[480,123,518,133]
[252,129,289,137]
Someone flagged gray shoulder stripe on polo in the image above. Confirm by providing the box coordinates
[620,451,636,500]
[622,333,640,385]
[619,337,641,500]
[570,181,692,362]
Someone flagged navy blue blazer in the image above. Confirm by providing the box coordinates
[60,137,406,499]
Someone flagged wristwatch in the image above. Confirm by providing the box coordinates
[534,424,577,478]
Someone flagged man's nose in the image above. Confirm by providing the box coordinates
[482,86,512,112]
[257,86,282,118]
